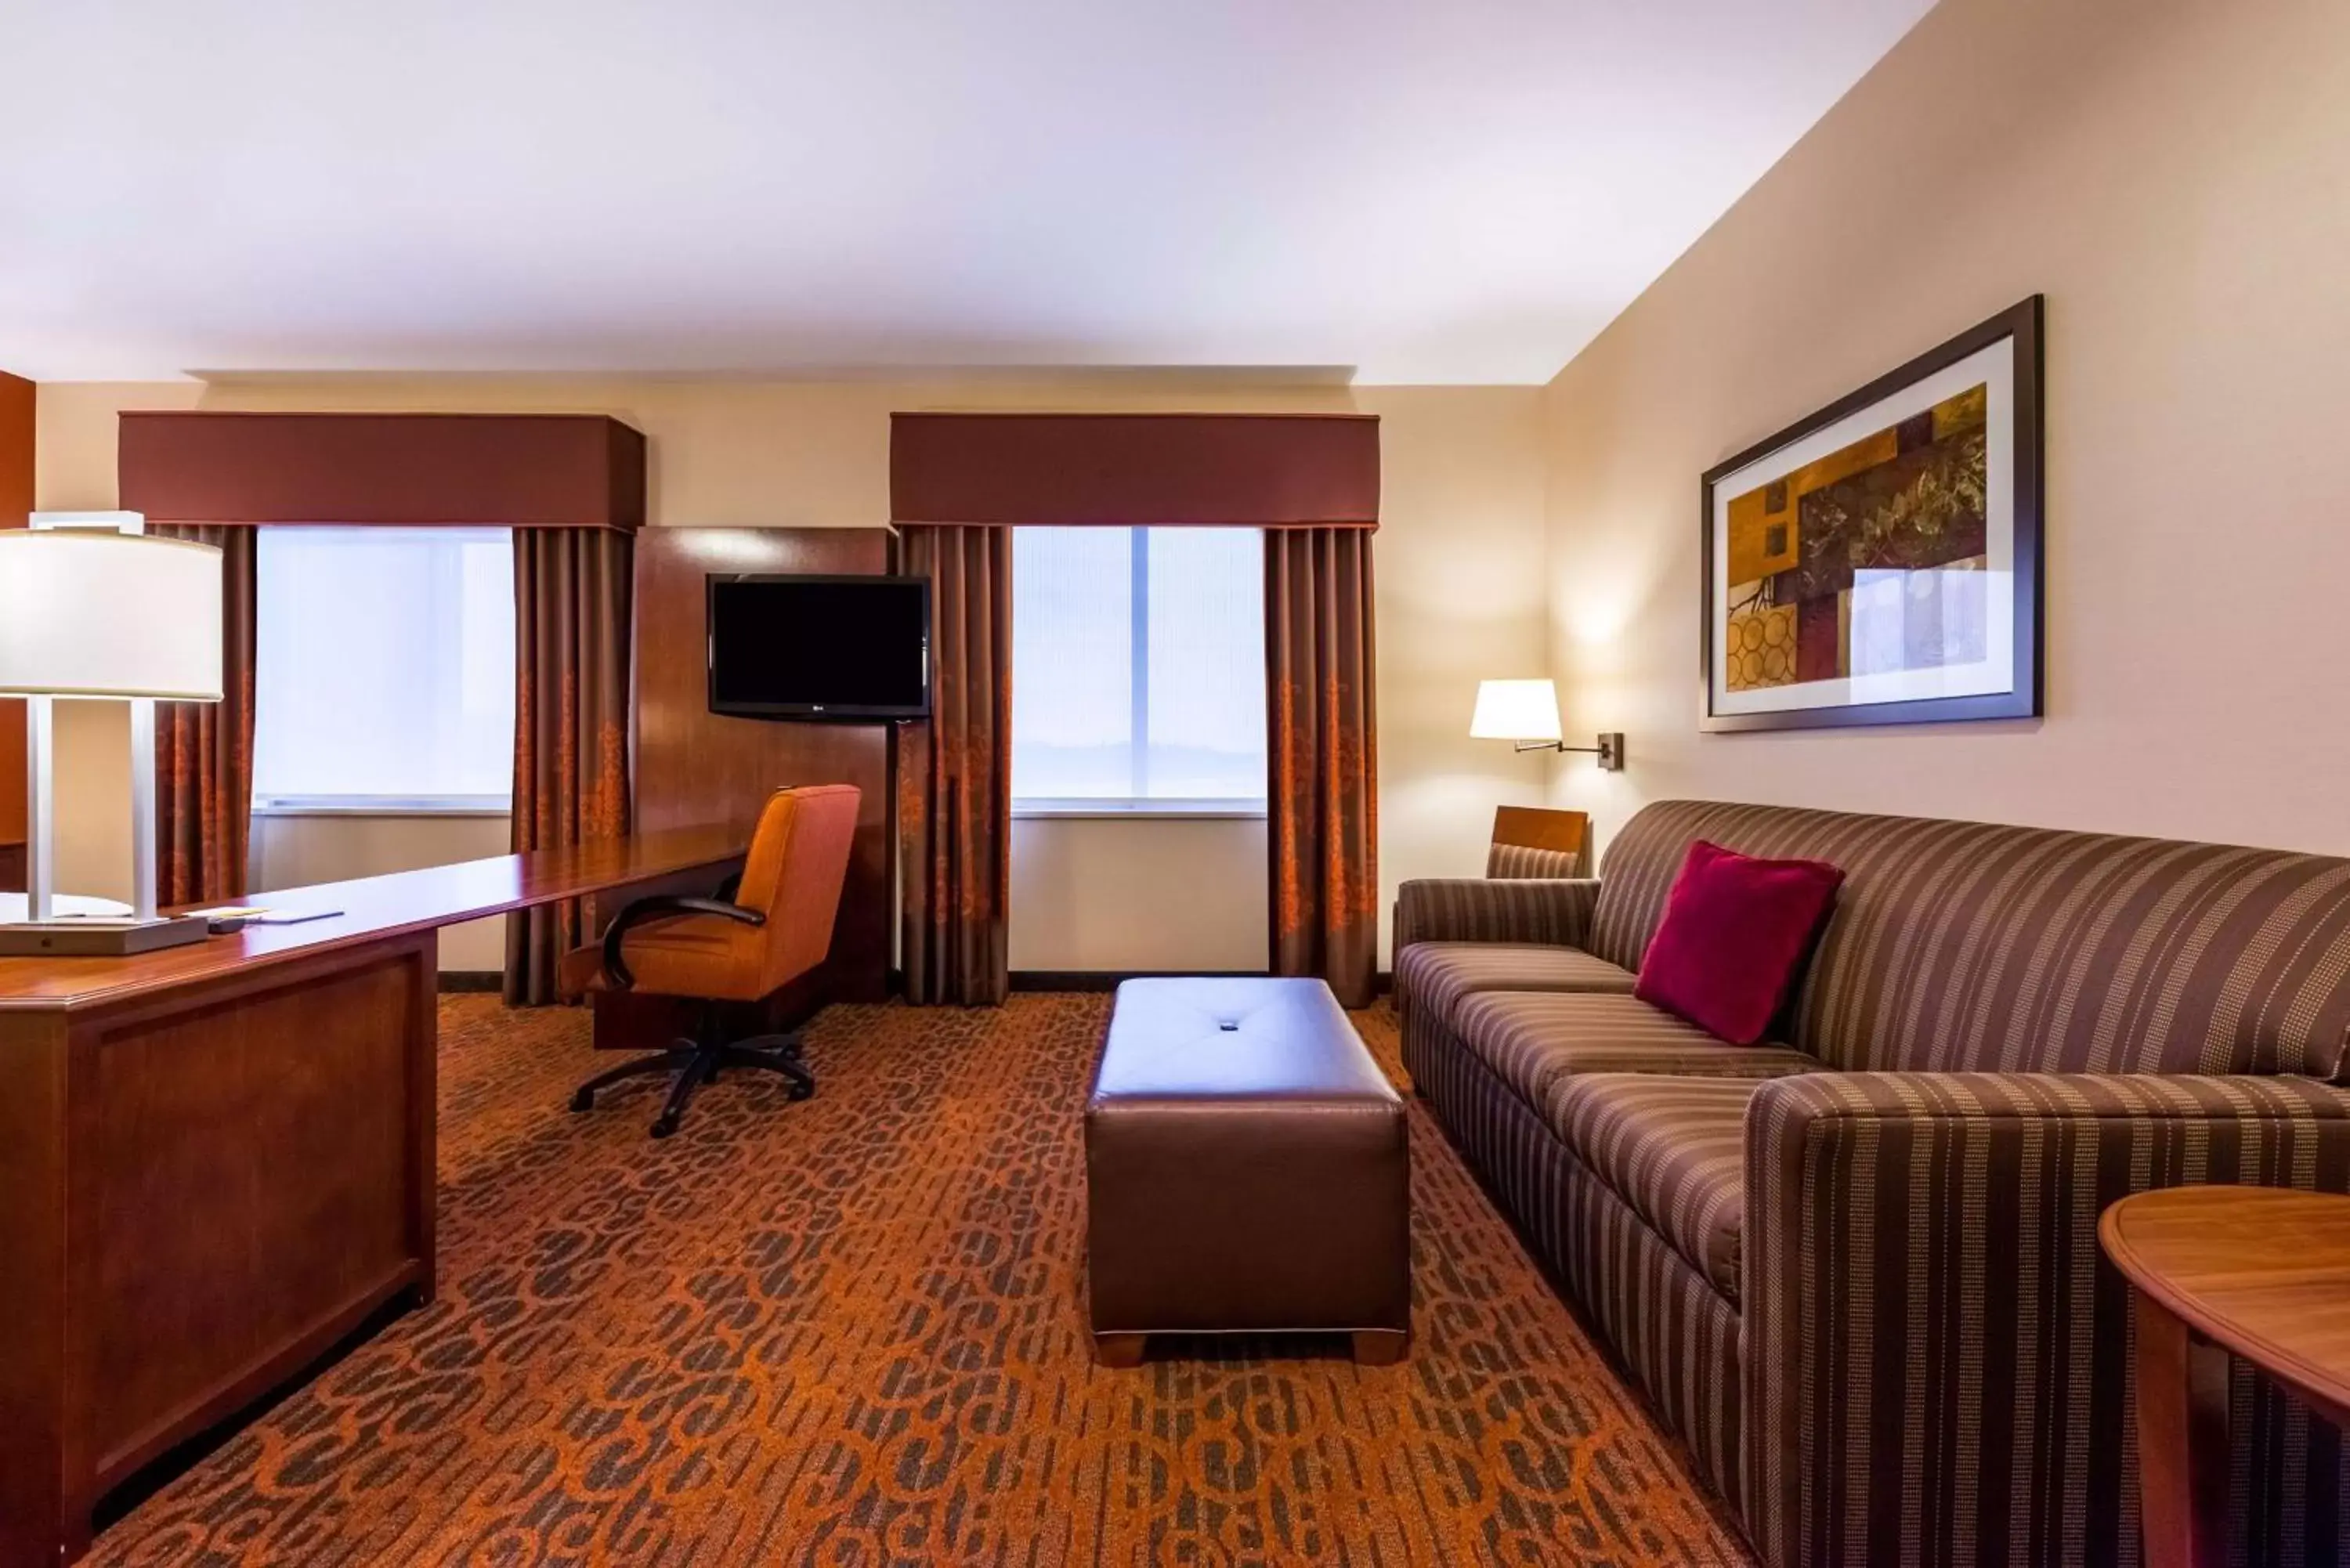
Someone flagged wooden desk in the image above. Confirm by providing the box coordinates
[2099,1187,2350,1568]
[0,827,745,1568]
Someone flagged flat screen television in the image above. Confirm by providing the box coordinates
[707,574,931,721]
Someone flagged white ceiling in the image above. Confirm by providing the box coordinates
[2,1,1933,385]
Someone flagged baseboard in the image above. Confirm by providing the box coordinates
[436,966,1383,999]
[436,967,1347,1000]
[1009,969,1270,993]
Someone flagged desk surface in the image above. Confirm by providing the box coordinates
[0,826,745,1013]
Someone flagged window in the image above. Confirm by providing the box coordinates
[252,526,516,812]
[1011,526,1265,814]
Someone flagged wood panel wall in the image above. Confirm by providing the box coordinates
[0,371,33,887]
[629,527,894,1003]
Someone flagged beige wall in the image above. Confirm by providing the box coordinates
[1009,818,1267,973]
[35,377,1548,968]
[1541,0,2350,859]
[250,812,511,970]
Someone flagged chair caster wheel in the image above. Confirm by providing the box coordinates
[651,1114,679,1139]
[788,1082,814,1102]
[569,1089,594,1112]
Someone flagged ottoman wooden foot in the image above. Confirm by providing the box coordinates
[1350,1330,1408,1366]
[1095,1332,1148,1367]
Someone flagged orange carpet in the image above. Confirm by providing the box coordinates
[92,993,1749,1566]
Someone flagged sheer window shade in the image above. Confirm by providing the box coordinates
[252,526,516,810]
[1011,526,1265,811]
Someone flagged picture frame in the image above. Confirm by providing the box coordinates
[1698,295,2044,732]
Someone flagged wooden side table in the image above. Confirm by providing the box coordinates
[2099,1187,2350,1568]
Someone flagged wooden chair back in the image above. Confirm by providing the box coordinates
[1487,805,1590,880]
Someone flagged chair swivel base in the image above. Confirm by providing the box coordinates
[569,1032,813,1138]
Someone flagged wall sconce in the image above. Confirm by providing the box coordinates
[1470,679,1623,770]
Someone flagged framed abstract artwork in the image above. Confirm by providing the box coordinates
[1700,296,2043,732]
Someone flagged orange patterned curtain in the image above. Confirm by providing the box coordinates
[897,524,1011,1006]
[151,523,258,906]
[1266,526,1379,1007]
[506,526,634,1004]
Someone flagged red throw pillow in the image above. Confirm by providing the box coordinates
[1633,840,1846,1045]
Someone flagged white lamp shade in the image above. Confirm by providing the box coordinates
[1470,678,1564,742]
[0,530,224,700]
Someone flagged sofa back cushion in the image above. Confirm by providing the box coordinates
[1590,800,2350,1078]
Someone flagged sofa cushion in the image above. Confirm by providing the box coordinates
[1450,991,1820,1136]
[1554,1073,1759,1303]
[1397,941,1636,1023]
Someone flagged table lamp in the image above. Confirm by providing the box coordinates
[0,513,223,956]
[1470,678,1623,770]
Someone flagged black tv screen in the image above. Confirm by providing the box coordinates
[707,574,931,721]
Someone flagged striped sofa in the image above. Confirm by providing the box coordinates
[1394,800,2350,1567]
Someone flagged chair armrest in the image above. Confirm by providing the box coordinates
[598,894,765,991]
[1741,1071,2350,1567]
[1392,877,1600,952]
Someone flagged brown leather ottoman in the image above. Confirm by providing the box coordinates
[1084,977,1410,1366]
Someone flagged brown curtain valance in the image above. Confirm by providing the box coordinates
[889,412,1379,529]
[118,412,646,530]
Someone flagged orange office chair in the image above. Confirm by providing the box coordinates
[563,783,861,1137]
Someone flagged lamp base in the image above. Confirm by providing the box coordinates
[0,915,212,957]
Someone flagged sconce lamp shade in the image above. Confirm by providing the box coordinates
[0,530,224,701]
[1470,678,1564,742]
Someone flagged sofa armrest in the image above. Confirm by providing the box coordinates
[1742,1071,2350,1568]
[1391,877,1600,953]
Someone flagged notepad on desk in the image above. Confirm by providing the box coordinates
[191,905,344,927]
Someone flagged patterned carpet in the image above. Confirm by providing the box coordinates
[92,993,1749,1566]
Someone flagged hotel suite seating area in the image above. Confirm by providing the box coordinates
[4,0,2348,1564]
